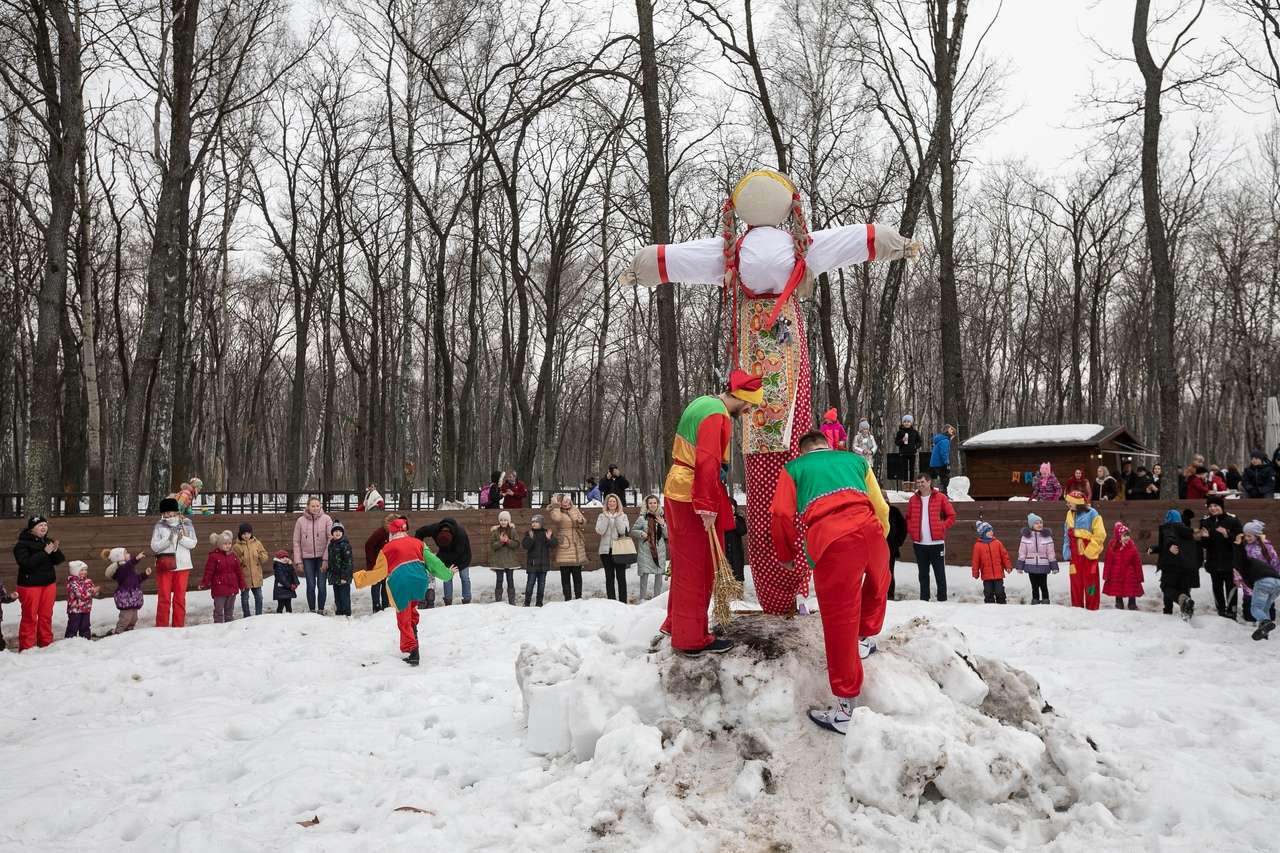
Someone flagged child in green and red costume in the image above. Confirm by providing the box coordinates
[354,519,453,666]
[770,430,891,735]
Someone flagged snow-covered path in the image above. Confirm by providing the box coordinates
[2,563,1277,852]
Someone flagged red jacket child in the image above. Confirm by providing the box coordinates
[200,548,246,597]
[1102,522,1144,599]
[971,536,1012,580]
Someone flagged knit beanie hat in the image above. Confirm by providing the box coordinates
[1112,521,1130,540]
[1244,520,1266,537]
[902,414,914,424]
[158,497,180,514]
[101,546,127,564]
[209,530,233,547]
[975,521,994,541]
[498,510,512,525]
[238,522,253,537]
[68,560,88,576]
[331,520,346,536]
[273,549,291,562]
[1251,448,1267,463]
[531,514,544,526]
[1164,509,1184,524]
[858,419,870,430]
[1039,462,1051,476]
[25,515,47,531]
[1026,513,1042,527]
[1205,494,1225,508]
[823,408,838,422]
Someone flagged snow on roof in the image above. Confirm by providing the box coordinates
[961,424,1107,450]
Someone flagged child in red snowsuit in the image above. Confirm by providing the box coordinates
[771,430,890,735]
[971,521,1012,604]
[1102,521,1144,610]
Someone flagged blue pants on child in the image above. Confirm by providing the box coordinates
[240,587,263,617]
[1251,577,1280,622]
[443,568,472,604]
[302,558,326,612]
[524,571,547,607]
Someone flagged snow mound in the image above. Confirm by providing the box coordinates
[518,612,1136,850]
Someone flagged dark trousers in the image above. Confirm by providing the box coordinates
[1208,571,1231,614]
[981,579,1007,604]
[212,595,236,623]
[276,600,292,613]
[65,611,91,639]
[894,452,916,482]
[370,580,387,612]
[1029,573,1049,602]
[524,571,547,607]
[302,558,326,612]
[240,587,263,617]
[888,561,897,600]
[333,583,351,616]
[559,566,583,600]
[1162,589,1190,613]
[931,466,950,489]
[912,543,947,601]
[602,555,629,603]
[494,570,516,604]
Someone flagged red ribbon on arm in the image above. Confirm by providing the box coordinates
[762,257,808,330]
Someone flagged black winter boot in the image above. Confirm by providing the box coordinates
[403,648,420,666]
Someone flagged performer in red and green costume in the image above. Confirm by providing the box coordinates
[771,431,891,734]
[354,519,453,666]
[660,369,762,656]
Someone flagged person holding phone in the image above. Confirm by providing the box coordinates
[12,515,65,650]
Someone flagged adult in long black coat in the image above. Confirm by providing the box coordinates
[1149,509,1200,618]
[891,416,922,481]
[886,504,908,600]
[416,518,473,605]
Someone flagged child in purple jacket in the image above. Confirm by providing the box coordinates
[103,547,151,634]
[1015,512,1058,605]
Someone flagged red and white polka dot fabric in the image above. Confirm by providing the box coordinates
[744,309,812,614]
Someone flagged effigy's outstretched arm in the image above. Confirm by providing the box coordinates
[621,236,725,288]
[806,223,923,274]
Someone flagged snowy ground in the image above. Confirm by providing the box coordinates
[2,562,1278,852]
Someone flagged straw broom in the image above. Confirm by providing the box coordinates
[707,527,744,627]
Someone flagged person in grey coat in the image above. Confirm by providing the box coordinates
[631,495,668,600]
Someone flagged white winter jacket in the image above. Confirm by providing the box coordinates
[150,518,198,570]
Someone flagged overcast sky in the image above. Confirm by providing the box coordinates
[973,0,1272,172]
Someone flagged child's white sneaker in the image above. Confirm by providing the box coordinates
[808,697,855,735]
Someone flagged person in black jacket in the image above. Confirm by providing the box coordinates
[886,504,908,600]
[1149,509,1200,619]
[416,518,473,606]
[1243,450,1276,498]
[723,494,748,583]
[12,515,65,651]
[892,415,922,482]
[481,470,503,509]
[600,465,631,507]
[1129,466,1156,500]
[521,515,558,607]
[1197,495,1244,617]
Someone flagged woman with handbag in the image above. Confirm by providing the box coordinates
[596,494,634,602]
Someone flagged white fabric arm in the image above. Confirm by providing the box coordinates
[807,223,922,274]
[623,237,725,289]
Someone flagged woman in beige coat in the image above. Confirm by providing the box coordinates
[548,493,587,600]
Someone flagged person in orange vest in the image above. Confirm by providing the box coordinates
[354,519,453,666]
[770,430,891,734]
[970,521,1012,604]
[659,369,762,656]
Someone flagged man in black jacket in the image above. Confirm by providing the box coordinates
[416,518,473,605]
[600,465,631,507]
[1198,495,1243,617]
[1243,449,1276,498]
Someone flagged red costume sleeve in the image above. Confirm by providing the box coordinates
[691,413,731,516]
[770,469,800,564]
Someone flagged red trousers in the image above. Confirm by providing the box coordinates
[155,557,190,627]
[1069,555,1100,610]
[813,525,890,699]
[17,583,56,650]
[397,602,420,653]
[662,498,718,651]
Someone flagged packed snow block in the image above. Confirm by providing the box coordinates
[842,709,948,816]
[857,652,952,718]
[947,475,972,501]
[515,643,581,755]
[592,708,665,786]
[972,655,1045,727]
[933,726,1044,804]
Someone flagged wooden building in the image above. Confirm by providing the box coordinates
[960,424,1154,500]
